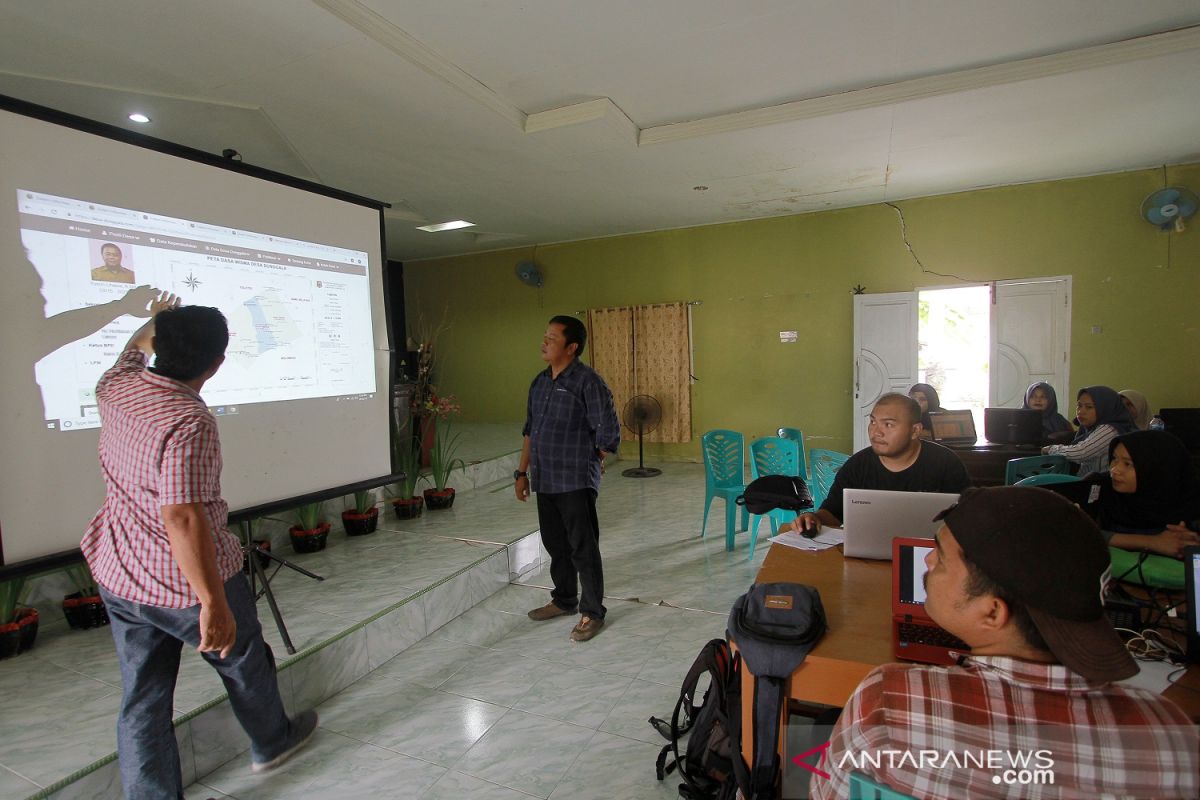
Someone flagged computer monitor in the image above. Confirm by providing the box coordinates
[984,407,1043,445]
[1185,546,1200,664]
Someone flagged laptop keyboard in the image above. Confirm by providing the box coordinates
[898,622,969,651]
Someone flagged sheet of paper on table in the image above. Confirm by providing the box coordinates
[767,527,845,552]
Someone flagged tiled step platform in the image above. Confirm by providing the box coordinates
[0,432,537,800]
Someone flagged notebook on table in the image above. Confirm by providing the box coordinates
[928,410,977,446]
[841,488,962,560]
[892,536,971,666]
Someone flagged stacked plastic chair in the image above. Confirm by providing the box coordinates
[1004,454,1070,485]
[747,436,802,558]
[701,429,749,551]
[808,448,851,511]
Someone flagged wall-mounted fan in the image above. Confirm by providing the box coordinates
[620,395,663,478]
[515,261,544,287]
[1141,187,1198,232]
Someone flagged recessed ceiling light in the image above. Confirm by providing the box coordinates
[416,220,475,232]
[693,185,708,191]
[128,113,151,124]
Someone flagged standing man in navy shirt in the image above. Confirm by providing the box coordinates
[516,315,621,642]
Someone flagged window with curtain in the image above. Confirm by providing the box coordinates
[587,302,692,443]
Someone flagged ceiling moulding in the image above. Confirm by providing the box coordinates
[524,98,638,155]
[639,25,1200,146]
[311,0,527,128]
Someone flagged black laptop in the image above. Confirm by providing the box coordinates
[1186,546,1200,664]
[984,407,1043,445]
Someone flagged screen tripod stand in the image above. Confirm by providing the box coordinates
[239,520,323,655]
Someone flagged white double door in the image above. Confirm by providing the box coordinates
[851,277,1071,453]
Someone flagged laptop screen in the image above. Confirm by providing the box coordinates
[929,410,976,443]
[898,542,934,606]
[1187,546,1200,662]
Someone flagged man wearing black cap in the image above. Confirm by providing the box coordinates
[813,486,1198,800]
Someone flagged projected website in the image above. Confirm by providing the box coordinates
[19,190,376,432]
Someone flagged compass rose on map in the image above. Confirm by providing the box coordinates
[184,271,202,291]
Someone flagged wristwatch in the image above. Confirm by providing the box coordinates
[513,470,528,480]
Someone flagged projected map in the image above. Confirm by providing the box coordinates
[18,190,376,431]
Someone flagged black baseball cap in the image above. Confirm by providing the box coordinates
[934,486,1137,683]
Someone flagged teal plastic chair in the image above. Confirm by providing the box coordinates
[747,436,802,558]
[1005,454,1070,485]
[849,772,917,800]
[701,429,749,551]
[809,448,850,511]
[1014,473,1080,487]
[776,427,809,481]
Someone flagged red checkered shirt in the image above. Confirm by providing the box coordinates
[81,348,242,608]
[810,656,1199,800]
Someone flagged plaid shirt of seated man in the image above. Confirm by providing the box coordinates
[811,487,1199,800]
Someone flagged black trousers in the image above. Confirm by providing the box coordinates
[536,488,606,620]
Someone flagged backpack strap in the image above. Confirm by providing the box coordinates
[728,672,784,800]
[655,639,731,790]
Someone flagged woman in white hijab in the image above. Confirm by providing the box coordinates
[1119,389,1151,430]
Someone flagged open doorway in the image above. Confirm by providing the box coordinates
[918,285,990,434]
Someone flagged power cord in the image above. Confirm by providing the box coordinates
[1114,627,1185,664]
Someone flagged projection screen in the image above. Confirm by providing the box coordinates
[0,98,392,567]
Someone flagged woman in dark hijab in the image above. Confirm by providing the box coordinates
[1085,430,1200,558]
[1022,381,1072,437]
[908,383,941,433]
[1043,385,1136,474]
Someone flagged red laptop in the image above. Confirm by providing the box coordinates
[891,536,971,666]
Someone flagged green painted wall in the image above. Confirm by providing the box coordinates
[404,163,1200,461]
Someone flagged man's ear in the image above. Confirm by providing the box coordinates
[207,354,226,378]
[566,341,578,358]
[975,595,1010,633]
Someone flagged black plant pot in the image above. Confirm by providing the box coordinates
[392,497,424,519]
[289,522,330,554]
[342,507,380,536]
[16,608,38,653]
[423,488,456,510]
[63,592,110,629]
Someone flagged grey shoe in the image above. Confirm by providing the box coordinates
[527,602,575,621]
[251,710,318,773]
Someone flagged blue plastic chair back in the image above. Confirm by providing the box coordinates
[1005,454,1070,485]
[848,771,917,800]
[703,429,745,489]
[776,427,809,480]
[700,429,748,550]
[809,448,850,511]
[750,437,801,481]
[1014,473,1080,487]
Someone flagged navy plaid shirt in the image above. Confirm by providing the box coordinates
[523,359,621,494]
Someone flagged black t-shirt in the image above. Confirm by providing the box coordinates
[820,441,970,523]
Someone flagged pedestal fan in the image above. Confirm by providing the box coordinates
[621,395,662,478]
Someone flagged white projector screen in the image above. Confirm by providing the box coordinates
[0,100,392,567]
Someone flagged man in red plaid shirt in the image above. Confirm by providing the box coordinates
[82,299,316,799]
[812,486,1198,799]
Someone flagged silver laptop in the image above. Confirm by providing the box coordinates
[841,488,961,560]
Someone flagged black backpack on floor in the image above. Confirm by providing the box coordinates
[652,638,741,800]
[652,584,827,800]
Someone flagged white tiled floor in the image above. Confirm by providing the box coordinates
[185,463,763,799]
[5,457,781,799]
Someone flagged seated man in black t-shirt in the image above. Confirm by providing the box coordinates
[792,393,970,531]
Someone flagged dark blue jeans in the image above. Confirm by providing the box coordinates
[100,573,290,800]
[536,488,607,619]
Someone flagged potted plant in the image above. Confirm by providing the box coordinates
[62,563,109,630]
[342,489,379,536]
[389,433,424,520]
[289,501,330,553]
[0,577,37,660]
[424,405,466,511]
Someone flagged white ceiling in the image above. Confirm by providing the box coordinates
[2,1,1199,261]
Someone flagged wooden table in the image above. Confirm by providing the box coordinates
[736,543,1200,775]
[946,443,1046,486]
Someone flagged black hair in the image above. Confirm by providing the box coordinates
[101,243,122,254]
[549,314,586,358]
[962,557,1050,654]
[152,306,229,381]
[876,392,922,425]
